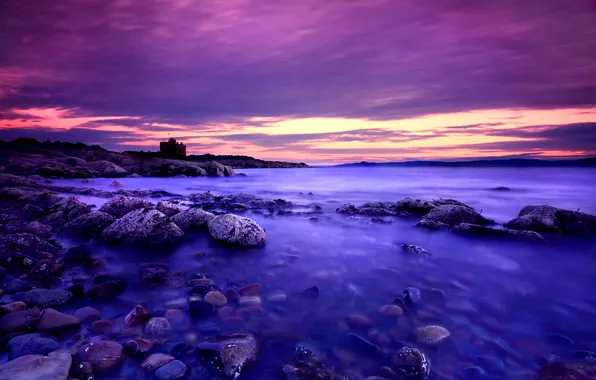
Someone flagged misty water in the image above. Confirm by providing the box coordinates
[50,167,596,379]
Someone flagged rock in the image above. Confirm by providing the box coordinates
[423,205,494,226]
[0,309,41,334]
[238,296,261,308]
[239,283,262,296]
[400,244,430,256]
[145,317,171,342]
[301,285,320,298]
[267,293,288,303]
[156,201,181,217]
[124,337,153,356]
[24,289,72,308]
[26,259,58,280]
[154,360,187,380]
[403,287,422,308]
[74,306,101,323]
[89,319,113,334]
[379,304,403,317]
[37,308,81,333]
[204,291,228,306]
[505,205,596,235]
[87,279,126,300]
[536,361,596,380]
[0,301,27,316]
[295,341,326,362]
[170,208,214,231]
[391,347,431,380]
[0,233,61,256]
[395,198,437,214]
[62,211,115,238]
[0,351,72,380]
[124,304,150,327]
[141,353,175,371]
[140,265,187,289]
[450,223,545,242]
[45,197,90,225]
[98,196,154,218]
[415,325,451,345]
[7,333,60,358]
[196,332,258,379]
[489,186,511,191]
[336,204,360,214]
[77,340,124,374]
[23,221,52,238]
[165,309,184,324]
[207,214,266,246]
[110,180,124,188]
[345,314,373,328]
[415,218,450,231]
[100,209,184,245]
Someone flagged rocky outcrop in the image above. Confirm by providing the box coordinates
[100,208,184,245]
[207,214,266,246]
[156,200,181,217]
[99,196,154,218]
[505,205,596,235]
[44,196,90,225]
[171,208,215,231]
[87,160,128,177]
[450,223,545,242]
[422,205,494,226]
[62,210,115,238]
[0,351,72,380]
[337,198,474,218]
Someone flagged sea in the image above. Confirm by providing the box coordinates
[49,166,596,379]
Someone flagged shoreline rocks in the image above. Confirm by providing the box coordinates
[207,214,266,246]
[100,208,184,246]
[505,205,596,235]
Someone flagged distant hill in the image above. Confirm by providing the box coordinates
[124,151,310,168]
[336,158,596,168]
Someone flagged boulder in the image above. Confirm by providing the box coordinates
[0,233,61,255]
[7,333,60,358]
[156,201,181,217]
[450,223,545,242]
[37,308,81,333]
[400,244,430,256]
[45,196,90,224]
[0,351,72,380]
[99,196,154,218]
[100,209,184,246]
[197,332,258,379]
[0,309,41,334]
[73,306,101,323]
[207,214,266,246]
[171,208,215,231]
[26,259,60,280]
[505,205,596,235]
[62,210,115,238]
[394,198,437,215]
[77,340,124,374]
[87,160,128,177]
[423,205,494,226]
[24,289,72,308]
[415,218,449,231]
[87,279,126,300]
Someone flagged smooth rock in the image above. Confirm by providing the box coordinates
[170,208,215,231]
[0,351,72,380]
[267,293,288,303]
[124,304,150,327]
[238,296,261,308]
[196,332,258,379]
[87,279,126,300]
[0,301,27,316]
[37,308,81,333]
[207,214,266,246]
[450,223,545,242]
[204,291,228,306]
[165,309,184,324]
[73,306,101,323]
[24,289,72,308]
[424,205,494,226]
[506,205,596,235]
[154,360,187,380]
[379,304,403,317]
[0,309,41,334]
[77,340,124,374]
[391,346,431,380]
[89,319,113,335]
[7,333,60,358]
[415,325,451,345]
[239,283,262,296]
[141,353,175,371]
[403,287,422,308]
[145,317,171,342]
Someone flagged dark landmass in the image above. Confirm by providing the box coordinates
[124,150,310,168]
[0,138,235,178]
[337,157,596,167]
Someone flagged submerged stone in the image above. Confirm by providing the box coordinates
[196,332,258,379]
[391,346,431,380]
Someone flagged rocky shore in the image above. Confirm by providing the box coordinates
[0,172,594,379]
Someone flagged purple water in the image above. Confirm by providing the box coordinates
[48,167,596,379]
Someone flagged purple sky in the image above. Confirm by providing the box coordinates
[1,0,595,162]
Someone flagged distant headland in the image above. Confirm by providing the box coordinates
[336,158,596,168]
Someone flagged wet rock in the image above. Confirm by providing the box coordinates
[23,221,52,238]
[88,160,128,177]
[38,308,81,333]
[145,317,171,342]
[77,340,124,374]
[283,361,347,380]
[423,205,494,226]
[403,287,422,308]
[391,347,431,380]
[379,304,403,317]
[62,211,115,238]
[156,201,181,217]
[125,304,150,327]
[267,293,288,303]
[505,205,596,235]
[89,320,113,335]
[63,245,94,268]
[87,279,126,300]
[204,291,228,306]
[0,309,41,334]
[415,218,450,231]
[415,325,451,345]
[74,306,101,323]
[165,309,184,324]
[155,360,187,380]
[24,288,72,308]
[0,301,27,316]
[239,283,262,296]
[345,314,373,328]
[110,180,124,188]
[70,361,93,380]
[395,198,437,215]
[400,244,430,257]
[100,209,184,246]
[170,208,214,231]
[450,223,545,242]
[0,351,72,380]
[26,259,58,280]
[490,186,511,191]
[207,213,266,246]
[8,333,60,358]
[301,285,320,298]
[98,196,154,218]
[45,197,90,225]
[141,353,175,371]
[124,337,153,356]
[196,332,258,379]
[295,341,326,362]
[238,296,261,308]
[0,233,61,256]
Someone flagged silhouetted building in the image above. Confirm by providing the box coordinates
[160,138,186,157]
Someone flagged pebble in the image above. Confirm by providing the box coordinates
[7,333,60,358]
[38,308,81,334]
[392,346,431,379]
[89,319,113,335]
[142,353,175,371]
[267,292,288,303]
[415,325,451,345]
[345,314,373,328]
[239,283,262,296]
[239,295,262,308]
[166,298,188,309]
[145,317,171,342]
[155,359,187,380]
[0,301,27,316]
[403,287,422,308]
[379,304,403,317]
[124,304,150,327]
[165,309,184,324]
[204,291,228,306]
[77,340,124,373]
[73,306,101,323]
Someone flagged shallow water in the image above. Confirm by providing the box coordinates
[42,167,596,378]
